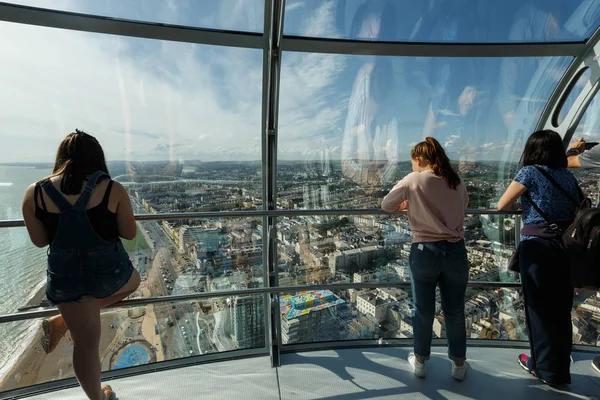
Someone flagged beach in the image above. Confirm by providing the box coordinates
[0,311,118,391]
[0,300,163,392]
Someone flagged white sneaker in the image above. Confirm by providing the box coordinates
[451,360,467,381]
[408,352,427,378]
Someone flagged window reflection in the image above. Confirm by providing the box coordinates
[341,58,399,192]
[278,54,570,210]
[287,0,596,43]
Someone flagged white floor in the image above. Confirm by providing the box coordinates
[20,347,600,400]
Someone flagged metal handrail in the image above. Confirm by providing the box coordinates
[0,281,522,324]
[0,208,521,228]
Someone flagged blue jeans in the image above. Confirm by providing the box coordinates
[409,240,468,363]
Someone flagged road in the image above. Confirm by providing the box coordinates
[130,195,217,356]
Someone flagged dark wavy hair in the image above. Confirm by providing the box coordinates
[50,129,110,195]
[411,137,461,190]
[521,130,567,169]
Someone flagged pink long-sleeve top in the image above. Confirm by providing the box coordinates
[381,170,469,243]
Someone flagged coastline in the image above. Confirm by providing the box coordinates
[22,279,48,310]
[0,320,40,388]
[0,304,161,392]
[0,279,48,386]
[0,312,119,391]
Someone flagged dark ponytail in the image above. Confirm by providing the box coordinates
[411,137,461,190]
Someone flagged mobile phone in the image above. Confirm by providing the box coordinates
[585,142,599,150]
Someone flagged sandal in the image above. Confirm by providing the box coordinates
[102,384,116,400]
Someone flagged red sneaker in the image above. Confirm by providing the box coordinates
[518,354,533,374]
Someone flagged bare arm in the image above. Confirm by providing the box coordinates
[21,184,50,248]
[567,155,581,168]
[498,181,526,211]
[113,182,137,240]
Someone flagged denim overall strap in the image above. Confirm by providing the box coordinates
[73,171,110,211]
[40,179,73,212]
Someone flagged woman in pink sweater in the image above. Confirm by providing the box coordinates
[381,137,469,381]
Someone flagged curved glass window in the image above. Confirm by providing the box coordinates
[5,0,264,32]
[0,20,264,382]
[277,53,572,210]
[284,0,599,43]
[574,92,600,140]
[0,22,262,192]
[554,67,592,127]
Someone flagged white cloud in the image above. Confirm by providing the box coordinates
[0,20,264,162]
[286,2,305,13]
[276,1,347,160]
[0,0,346,163]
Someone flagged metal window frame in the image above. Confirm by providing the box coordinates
[0,208,520,228]
[0,280,523,324]
[0,2,589,58]
[537,26,600,136]
[0,2,264,49]
[280,37,586,58]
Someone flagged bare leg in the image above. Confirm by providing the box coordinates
[58,298,105,400]
[99,269,141,308]
[43,270,141,353]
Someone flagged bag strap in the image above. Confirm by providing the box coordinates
[533,165,580,207]
[523,191,563,233]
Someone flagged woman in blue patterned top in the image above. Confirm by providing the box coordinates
[498,130,580,386]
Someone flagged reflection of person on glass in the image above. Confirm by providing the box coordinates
[497,3,562,130]
[21,131,140,400]
[342,57,399,190]
[381,137,469,381]
[340,1,400,191]
[420,1,487,159]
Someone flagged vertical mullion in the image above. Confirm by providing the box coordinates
[267,0,285,368]
[261,0,274,366]
[261,0,286,368]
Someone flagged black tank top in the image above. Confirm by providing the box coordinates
[35,178,119,243]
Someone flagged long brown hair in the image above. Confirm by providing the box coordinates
[50,130,110,195]
[411,137,461,189]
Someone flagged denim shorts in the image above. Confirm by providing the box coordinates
[46,242,134,305]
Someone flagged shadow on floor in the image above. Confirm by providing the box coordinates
[278,347,600,400]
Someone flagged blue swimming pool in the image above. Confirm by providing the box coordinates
[113,344,149,369]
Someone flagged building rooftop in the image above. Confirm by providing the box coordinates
[280,290,346,319]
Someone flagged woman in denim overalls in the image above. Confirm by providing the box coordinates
[22,130,140,400]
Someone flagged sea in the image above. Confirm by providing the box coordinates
[0,165,51,381]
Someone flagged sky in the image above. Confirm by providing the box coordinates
[1,0,600,164]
